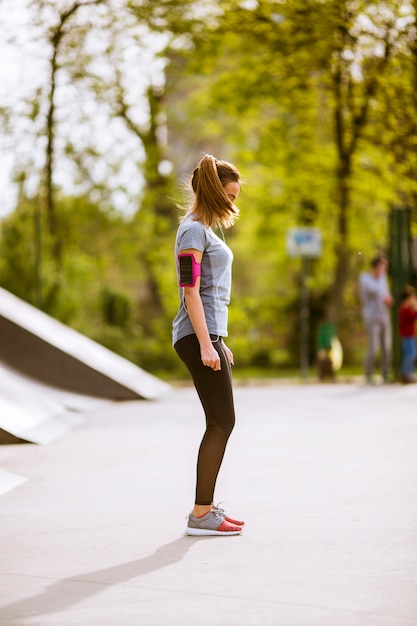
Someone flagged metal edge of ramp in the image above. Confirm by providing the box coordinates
[0,363,113,445]
[0,410,84,446]
[0,287,172,400]
[0,395,85,446]
[0,365,115,497]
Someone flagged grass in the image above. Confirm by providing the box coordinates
[155,363,365,386]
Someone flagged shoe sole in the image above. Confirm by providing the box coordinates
[185,527,242,536]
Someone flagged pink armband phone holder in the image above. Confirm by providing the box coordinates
[178,253,201,287]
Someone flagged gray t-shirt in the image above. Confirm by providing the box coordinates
[172,214,233,345]
[358,271,391,323]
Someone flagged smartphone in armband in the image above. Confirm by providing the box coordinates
[178,253,201,287]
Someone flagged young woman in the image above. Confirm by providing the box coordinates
[173,154,244,536]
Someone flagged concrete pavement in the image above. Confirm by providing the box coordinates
[1,381,416,625]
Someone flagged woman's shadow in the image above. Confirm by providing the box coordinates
[0,535,210,625]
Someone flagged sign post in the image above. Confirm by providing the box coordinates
[286,228,322,379]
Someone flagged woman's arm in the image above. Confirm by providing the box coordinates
[180,248,221,371]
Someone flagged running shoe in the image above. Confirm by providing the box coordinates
[186,508,243,536]
[212,504,245,526]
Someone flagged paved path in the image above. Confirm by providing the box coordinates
[1,382,416,626]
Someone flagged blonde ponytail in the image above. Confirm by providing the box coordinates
[184,154,240,228]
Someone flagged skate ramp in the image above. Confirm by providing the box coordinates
[0,287,171,400]
[0,363,115,495]
[0,362,110,445]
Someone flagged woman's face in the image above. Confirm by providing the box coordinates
[224,181,240,203]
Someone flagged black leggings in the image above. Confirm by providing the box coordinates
[174,333,235,505]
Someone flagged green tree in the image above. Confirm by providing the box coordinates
[3,0,417,375]
[34,0,107,265]
[169,0,414,319]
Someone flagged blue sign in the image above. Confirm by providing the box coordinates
[286,228,322,258]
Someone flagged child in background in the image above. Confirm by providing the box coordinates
[399,285,417,383]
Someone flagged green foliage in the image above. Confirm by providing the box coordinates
[0,201,39,304]
[101,288,131,327]
[1,0,417,378]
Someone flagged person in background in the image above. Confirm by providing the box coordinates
[172,154,244,536]
[358,255,393,384]
[399,285,417,384]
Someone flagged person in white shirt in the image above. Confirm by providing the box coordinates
[358,255,393,383]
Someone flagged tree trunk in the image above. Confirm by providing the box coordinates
[116,82,177,321]
[326,150,351,324]
[44,43,60,263]
[325,15,393,324]
[42,0,105,266]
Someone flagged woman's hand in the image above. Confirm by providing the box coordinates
[201,344,221,371]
